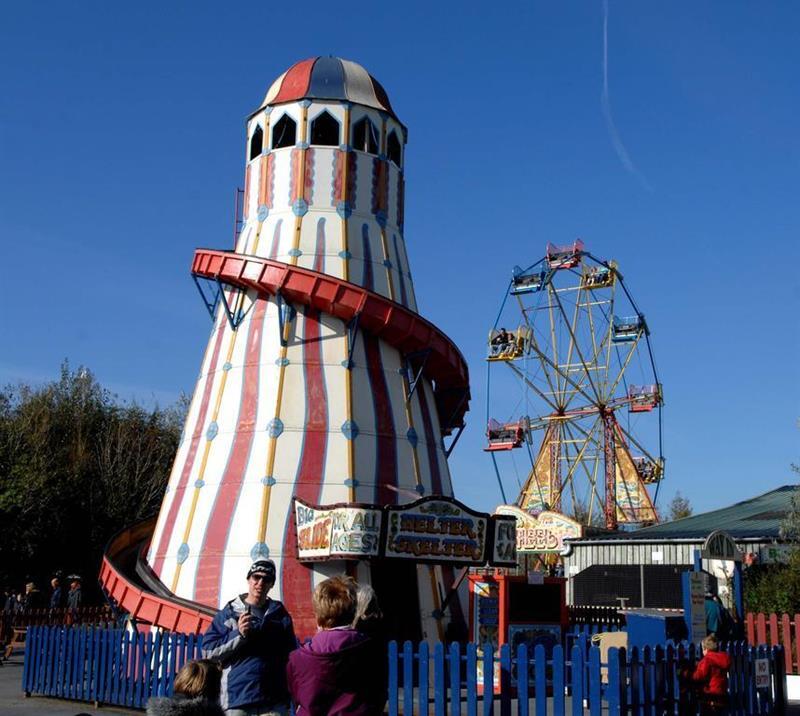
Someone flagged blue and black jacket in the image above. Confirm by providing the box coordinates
[202,595,296,711]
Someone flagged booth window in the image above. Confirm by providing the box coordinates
[272,114,297,149]
[249,125,263,160]
[352,116,379,154]
[310,111,340,146]
[387,130,402,167]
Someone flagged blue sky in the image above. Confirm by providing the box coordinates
[1,2,797,516]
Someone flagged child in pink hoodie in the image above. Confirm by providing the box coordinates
[286,577,387,716]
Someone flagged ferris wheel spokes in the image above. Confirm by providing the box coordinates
[487,241,663,530]
[524,328,597,408]
[507,362,561,414]
[562,419,605,522]
[548,282,604,404]
[604,334,643,404]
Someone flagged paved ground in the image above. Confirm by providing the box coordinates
[0,653,138,716]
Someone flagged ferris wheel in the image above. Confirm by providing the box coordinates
[485,240,664,530]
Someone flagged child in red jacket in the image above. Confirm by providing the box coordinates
[692,634,731,714]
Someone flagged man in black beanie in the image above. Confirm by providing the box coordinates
[202,560,296,715]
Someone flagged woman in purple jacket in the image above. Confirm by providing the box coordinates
[286,577,387,715]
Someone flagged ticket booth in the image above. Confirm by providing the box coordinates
[469,507,581,690]
[469,572,568,649]
[469,572,567,690]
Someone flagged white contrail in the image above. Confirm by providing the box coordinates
[602,0,652,191]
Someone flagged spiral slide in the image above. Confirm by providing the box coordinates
[99,250,470,634]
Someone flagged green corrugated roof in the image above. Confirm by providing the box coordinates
[585,484,798,542]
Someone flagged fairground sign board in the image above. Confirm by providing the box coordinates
[385,497,488,564]
[295,500,382,560]
[491,513,517,565]
[494,506,583,555]
[293,496,517,568]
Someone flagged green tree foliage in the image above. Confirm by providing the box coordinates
[779,467,800,540]
[0,362,185,596]
[667,491,693,521]
[745,470,800,614]
[744,549,800,615]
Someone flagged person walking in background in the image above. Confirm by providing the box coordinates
[147,658,225,716]
[1,587,11,616]
[49,576,63,612]
[23,582,43,610]
[1,587,14,657]
[712,594,734,642]
[66,575,82,624]
[704,590,722,636]
[202,560,296,716]
[287,576,387,715]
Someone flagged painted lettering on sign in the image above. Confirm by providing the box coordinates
[517,527,560,551]
[491,516,517,566]
[494,505,582,555]
[385,499,488,565]
[298,517,331,551]
[295,496,512,567]
[329,508,381,555]
[754,658,770,689]
[295,500,382,561]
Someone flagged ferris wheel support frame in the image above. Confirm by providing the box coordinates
[602,410,617,529]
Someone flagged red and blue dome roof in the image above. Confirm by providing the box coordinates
[257,57,399,122]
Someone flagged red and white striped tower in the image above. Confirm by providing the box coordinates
[146,57,470,640]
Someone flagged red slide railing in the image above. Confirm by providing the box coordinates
[99,519,214,634]
[191,249,470,435]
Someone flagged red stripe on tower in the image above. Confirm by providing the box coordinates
[364,338,398,504]
[417,383,442,495]
[304,148,315,204]
[371,158,389,218]
[360,224,398,503]
[265,154,275,208]
[193,297,268,606]
[417,383,467,629]
[271,58,315,104]
[289,148,314,205]
[332,150,357,207]
[280,220,329,638]
[150,318,228,576]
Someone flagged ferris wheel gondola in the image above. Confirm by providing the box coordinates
[485,241,664,530]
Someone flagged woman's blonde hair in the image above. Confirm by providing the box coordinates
[353,584,382,627]
[173,659,221,700]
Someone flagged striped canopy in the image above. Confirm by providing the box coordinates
[257,57,399,123]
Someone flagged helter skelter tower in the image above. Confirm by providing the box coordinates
[145,58,470,640]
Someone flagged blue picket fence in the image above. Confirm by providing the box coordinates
[387,640,786,715]
[22,625,786,714]
[23,625,202,709]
